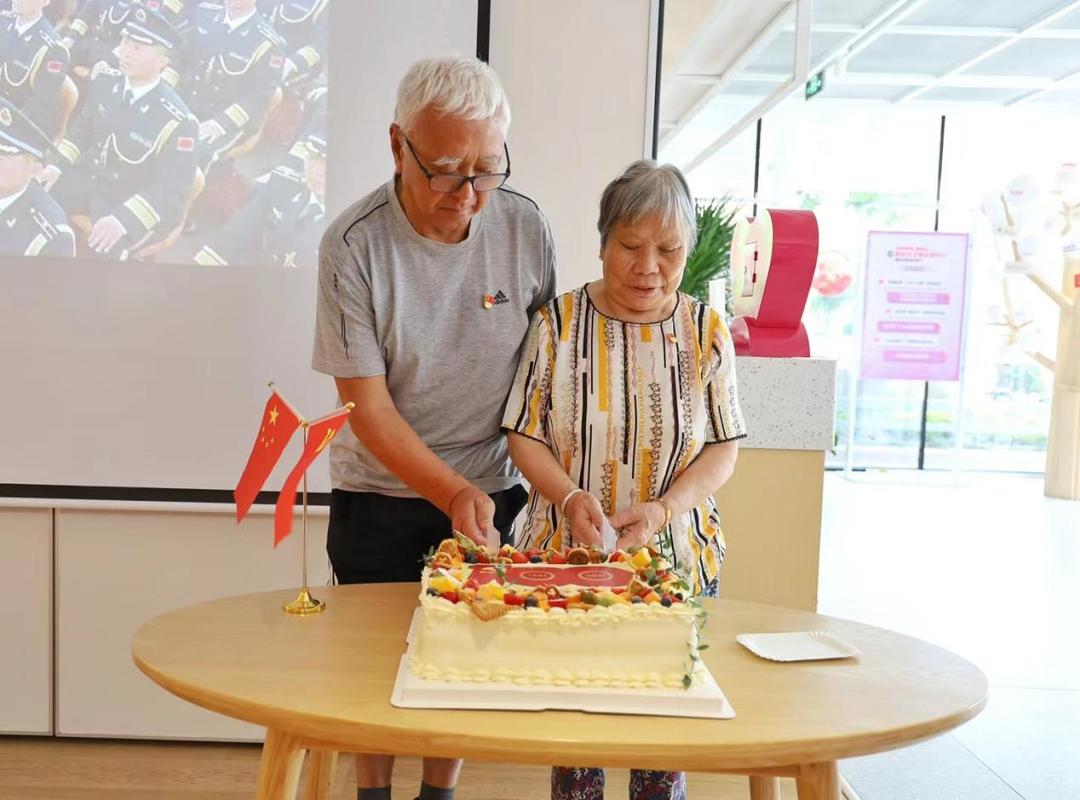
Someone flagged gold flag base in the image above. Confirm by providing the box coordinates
[283,587,325,615]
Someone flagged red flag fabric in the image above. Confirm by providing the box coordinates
[274,406,351,545]
[234,389,302,522]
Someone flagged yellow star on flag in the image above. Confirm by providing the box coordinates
[269,406,279,425]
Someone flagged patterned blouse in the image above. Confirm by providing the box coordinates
[502,285,747,594]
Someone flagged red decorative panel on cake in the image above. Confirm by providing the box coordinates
[470,565,633,589]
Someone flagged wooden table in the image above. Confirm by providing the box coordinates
[132,584,987,800]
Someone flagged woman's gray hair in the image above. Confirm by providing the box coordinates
[395,55,511,132]
[597,160,697,251]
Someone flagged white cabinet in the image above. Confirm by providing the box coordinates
[0,508,52,734]
[55,508,329,740]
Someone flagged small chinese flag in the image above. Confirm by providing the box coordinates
[273,406,351,545]
[234,388,302,522]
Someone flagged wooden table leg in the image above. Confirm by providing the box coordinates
[749,775,782,799]
[255,728,305,800]
[795,762,840,800]
[302,749,339,800]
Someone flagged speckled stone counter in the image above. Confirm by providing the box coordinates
[734,357,836,451]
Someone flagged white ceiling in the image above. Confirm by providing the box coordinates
[660,0,1080,169]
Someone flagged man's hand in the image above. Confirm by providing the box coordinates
[564,490,604,548]
[87,215,126,253]
[37,165,62,191]
[199,119,226,143]
[449,485,496,547]
[610,501,666,551]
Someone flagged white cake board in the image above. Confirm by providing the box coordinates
[392,609,735,719]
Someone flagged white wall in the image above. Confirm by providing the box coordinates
[490,0,655,293]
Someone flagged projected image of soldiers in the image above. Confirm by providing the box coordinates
[0,0,71,138]
[62,0,188,81]
[190,129,324,267]
[0,98,75,257]
[44,6,198,259]
[182,0,286,173]
[259,0,327,89]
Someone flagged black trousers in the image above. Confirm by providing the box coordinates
[326,485,528,585]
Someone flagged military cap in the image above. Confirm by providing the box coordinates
[0,98,53,160]
[122,4,183,49]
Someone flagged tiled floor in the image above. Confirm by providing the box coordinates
[817,472,1080,800]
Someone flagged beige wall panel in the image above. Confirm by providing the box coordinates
[0,508,53,734]
[490,0,653,293]
[716,449,825,611]
[56,509,329,740]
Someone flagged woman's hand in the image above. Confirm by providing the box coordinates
[610,501,666,551]
[564,490,605,548]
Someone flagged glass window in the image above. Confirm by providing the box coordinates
[930,106,1075,471]
[753,97,942,468]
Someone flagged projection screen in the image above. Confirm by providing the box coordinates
[0,0,479,496]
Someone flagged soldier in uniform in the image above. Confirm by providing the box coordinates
[0,97,75,257]
[190,129,323,267]
[274,80,322,181]
[259,0,327,88]
[183,0,285,170]
[43,6,198,257]
[0,0,71,138]
[62,0,187,81]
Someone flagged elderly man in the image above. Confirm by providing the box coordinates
[312,55,556,800]
[0,97,74,256]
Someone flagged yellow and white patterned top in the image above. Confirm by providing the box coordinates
[502,286,747,594]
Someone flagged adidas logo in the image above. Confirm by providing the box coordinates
[483,290,510,309]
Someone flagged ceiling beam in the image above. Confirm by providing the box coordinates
[895,0,1080,102]
[664,0,934,172]
[658,1,793,152]
[668,70,1054,90]
[783,22,1080,39]
[682,0,813,174]
[1008,65,1080,105]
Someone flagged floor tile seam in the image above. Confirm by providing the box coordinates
[950,733,1027,800]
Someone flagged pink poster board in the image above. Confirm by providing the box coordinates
[860,231,969,381]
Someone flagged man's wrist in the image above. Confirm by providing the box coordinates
[442,480,474,515]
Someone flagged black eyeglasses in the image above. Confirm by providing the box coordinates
[401,133,510,193]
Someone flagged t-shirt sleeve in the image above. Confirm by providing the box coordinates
[702,309,748,443]
[311,231,386,378]
[501,305,556,443]
[528,214,557,317]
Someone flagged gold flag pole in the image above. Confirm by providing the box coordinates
[284,423,325,615]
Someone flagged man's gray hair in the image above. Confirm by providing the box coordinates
[395,55,511,131]
[598,160,697,251]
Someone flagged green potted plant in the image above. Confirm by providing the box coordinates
[679,197,740,319]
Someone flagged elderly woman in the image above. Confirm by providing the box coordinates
[501,160,746,800]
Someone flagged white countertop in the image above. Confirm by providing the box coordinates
[735,357,837,452]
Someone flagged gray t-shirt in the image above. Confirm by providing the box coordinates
[312,179,557,496]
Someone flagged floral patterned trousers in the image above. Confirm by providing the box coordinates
[551,766,687,800]
[549,579,717,800]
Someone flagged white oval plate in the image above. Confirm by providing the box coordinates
[736,631,860,662]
